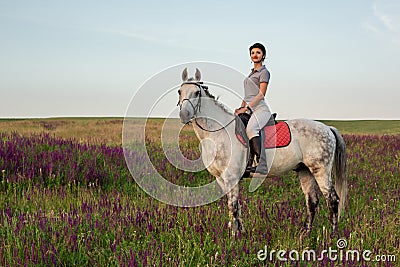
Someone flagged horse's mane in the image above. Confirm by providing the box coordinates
[209,95,233,115]
[187,77,233,115]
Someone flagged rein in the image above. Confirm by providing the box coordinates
[178,81,235,133]
[194,117,236,132]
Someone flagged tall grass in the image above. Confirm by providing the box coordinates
[0,130,398,266]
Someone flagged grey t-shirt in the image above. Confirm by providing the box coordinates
[243,65,270,104]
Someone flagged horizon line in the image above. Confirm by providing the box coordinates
[1,116,399,121]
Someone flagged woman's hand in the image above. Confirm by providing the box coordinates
[235,106,247,115]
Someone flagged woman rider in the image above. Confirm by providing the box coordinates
[235,42,272,175]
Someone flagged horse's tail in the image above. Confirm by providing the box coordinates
[330,127,348,221]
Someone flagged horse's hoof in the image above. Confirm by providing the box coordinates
[330,230,339,240]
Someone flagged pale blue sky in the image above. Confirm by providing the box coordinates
[0,0,399,119]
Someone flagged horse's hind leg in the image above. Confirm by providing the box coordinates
[327,187,340,237]
[298,166,319,234]
[312,169,340,236]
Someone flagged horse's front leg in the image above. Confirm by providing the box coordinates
[227,184,244,237]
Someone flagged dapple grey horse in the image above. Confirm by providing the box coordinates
[178,68,347,237]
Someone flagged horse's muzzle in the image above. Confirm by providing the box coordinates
[179,109,192,124]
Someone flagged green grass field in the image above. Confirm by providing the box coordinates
[1,118,399,145]
[319,120,400,135]
[0,118,399,266]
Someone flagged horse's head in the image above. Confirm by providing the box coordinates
[178,68,205,124]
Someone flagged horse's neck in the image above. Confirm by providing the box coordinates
[193,99,234,139]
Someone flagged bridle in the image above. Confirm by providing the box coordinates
[177,81,236,132]
[177,81,208,115]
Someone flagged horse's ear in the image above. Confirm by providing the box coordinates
[182,68,188,82]
[195,68,201,81]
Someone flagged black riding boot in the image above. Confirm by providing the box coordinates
[247,136,268,174]
[242,144,255,178]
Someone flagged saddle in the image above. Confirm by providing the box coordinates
[236,113,291,149]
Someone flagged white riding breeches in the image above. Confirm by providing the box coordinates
[246,103,271,140]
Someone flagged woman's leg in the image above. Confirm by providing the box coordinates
[245,106,271,174]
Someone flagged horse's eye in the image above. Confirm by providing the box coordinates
[195,91,200,97]
[178,90,181,95]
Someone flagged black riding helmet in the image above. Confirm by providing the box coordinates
[249,42,266,61]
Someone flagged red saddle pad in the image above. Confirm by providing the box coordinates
[263,121,291,149]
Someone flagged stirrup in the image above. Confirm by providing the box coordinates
[241,170,251,179]
[247,163,268,175]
